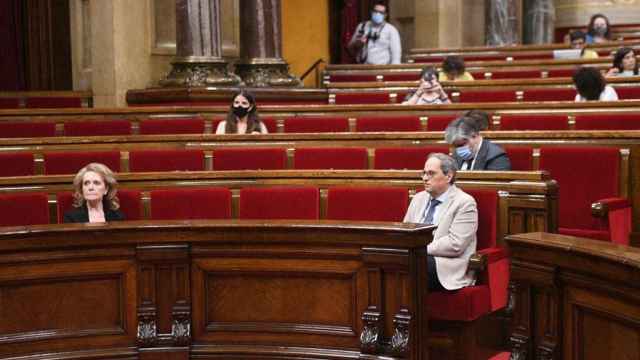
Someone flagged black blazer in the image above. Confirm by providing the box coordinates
[63,202,125,223]
[454,139,511,171]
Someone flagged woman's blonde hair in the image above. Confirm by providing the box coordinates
[72,162,120,210]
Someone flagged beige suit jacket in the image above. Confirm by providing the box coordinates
[403,185,478,290]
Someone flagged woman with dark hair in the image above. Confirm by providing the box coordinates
[216,90,268,134]
[586,13,612,44]
[402,67,451,105]
[573,67,618,102]
[606,47,639,77]
[439,56,474,81]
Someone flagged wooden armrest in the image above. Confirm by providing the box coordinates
[591,197,631,218]
[468,252,487,271]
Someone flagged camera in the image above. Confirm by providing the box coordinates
[367,31,380,42]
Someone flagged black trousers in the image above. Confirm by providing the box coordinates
[427,255,446,291]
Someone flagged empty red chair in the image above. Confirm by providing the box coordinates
[426,114,459,131]
[294,147,368,170]
[284,117,350,133]
[615,86,640,100]
[0,192,50,226]
[44,151,121,175]
[213,148,286,170]
[503,147,533,171]
[374,146,450,170]
[259,117,278,133]
[0,98,20,109]
[326,186,408,221]
[499,114,569,130]
[356,116,422,132]
[522,88,576,102]
[382,73,420,81]
[574,113,640,130]
[239,186,319,220]
[139,117,205,135]
[539,147,630,244]
[327,74,378,82]
[64,120,132,136]
[57,189,141,223]
[0,122,56,138]
[546,68,576,78]
[0,152,34,176]
[25,97,83,108]
[129,149,205,172]
[150,187,231,220]
[489,70,541,79]
[333,92,391,105]
[459,90,516,103]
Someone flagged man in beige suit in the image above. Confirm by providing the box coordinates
[403,153,478,291]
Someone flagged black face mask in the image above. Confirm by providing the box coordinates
[232,105,250,118]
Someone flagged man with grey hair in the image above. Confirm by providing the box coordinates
[404,153,478,291]
[445,116,510,171]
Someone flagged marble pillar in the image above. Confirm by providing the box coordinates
[523,0,555,44]
[160,0,241,87]
[235,0,300,87]
[486,0,521,46]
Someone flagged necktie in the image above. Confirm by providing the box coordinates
[422,199,441,225]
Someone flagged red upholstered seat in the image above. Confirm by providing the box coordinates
[260,117,278,133]
[0,98,20,109]
[44,151,121,175]
[333,93,391,105]
[0,152,34,176]
[139,117,205,135]
[0,122,56,138]
[327,74,378,82]
[503,147,534,171]
[512,53,553,60]
[428,285,491,321]
[499,114,569,130]
[213,148,286,170]
[284,117,349,133]
[239,186,319,220]
[522,88,576,102]
[326,186,408,221]
[425,114,459,131]
[382,73,420,81]
[0,192,50,226]
[294,147,368,169]
[459,90,516,103]
[374,146,450,170]
[129,149,205,172]
[57,189,142,223]
[539,147,629,244]
[64,120,132,136]
[356,116,422,132]
[574,113,640,130]
[25,97,83,108]
[615,86,640,100]
[489,69,541,79]
[150,187,231,220]
[547,68,576,78]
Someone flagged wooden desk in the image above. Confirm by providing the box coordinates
[0,220,432,360]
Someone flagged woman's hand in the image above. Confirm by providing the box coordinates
[605,68,619,77]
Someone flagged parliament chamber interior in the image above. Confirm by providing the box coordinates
[1,0,640,359]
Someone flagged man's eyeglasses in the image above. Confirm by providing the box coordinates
[422,170,442,179]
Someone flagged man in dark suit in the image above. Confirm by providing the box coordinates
[445,115,511,171]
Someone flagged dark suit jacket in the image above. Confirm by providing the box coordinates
[63,202,125,223]
[454,139,511,171]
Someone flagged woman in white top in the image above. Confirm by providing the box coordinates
[573,66,619,102]
[606,48,639,77]
[403,67,451,105]
[216,90,268,134]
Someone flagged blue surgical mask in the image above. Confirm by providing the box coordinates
[371,12,385,25]
[456,145,473,160]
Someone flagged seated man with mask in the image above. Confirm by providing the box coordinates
[445,116,511,171]
[404,153,478,291]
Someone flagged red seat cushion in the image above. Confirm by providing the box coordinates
[239,186,319,220]
[25,97,83,108]
[459,90,516,103]
[0,122,56,138]
[523,88,576,102]
[150,187,231,220]
[139,118,205,135]
[0,192,50,226]
[547,68,576,78]
[44,151,121,175]
[326,186,408,222]
[213,148,286,170]
[64,120,132,136]
[382,73,420,81]
[356,116,421,132]
[294,147,368,169]
[0,152,34,176]
[374,146,450,170]
[284,117,349,133]
[503,147,533,171]
[260,117,278,133]
[129,149,204,172]
[425,115,458,131]
[427,285,491,321]
[574,113,640,130]
[499,115,569,130]
[333,93,391,105]
[489,70,541,79]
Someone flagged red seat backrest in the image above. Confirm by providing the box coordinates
[150,187,231,220]
[44,151,121,175]
[499,115,569,130]
[0,152,34,176]
[294,147,368,170]
[260,117,278,133]
[356,116,422,132]
[463,188,498,250]
[503,147,534,171]
[0,122,56,138]
[334,93,391,105]
[426,114,459,131]
[25,97,83,108]
[490,70,541,79]
[547,68,576,78]
[213,148,286,170]
[328,74,378,82]
[374,146,450,170]
[326,186,408,222]
[0,98,20,109]
[0,192,50,226]
[522,88,576,102]
[139,118,205,135]
[239,186,319,220]
[129,149,205,172]
[459,90,516,103]
[64,120,132,136]
[382,73,420,81]
[615,86,640,100]
[574,113,640,130]
[284,117,350,133]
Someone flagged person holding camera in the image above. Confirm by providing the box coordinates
[347,1,401,65]
[402,67,451,105]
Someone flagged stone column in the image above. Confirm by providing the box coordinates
[523,0,555,44]
[486,0,521,46]
[160,0,241,87]
[235,0,300,87]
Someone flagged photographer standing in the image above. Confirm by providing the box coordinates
[347,1,401,65]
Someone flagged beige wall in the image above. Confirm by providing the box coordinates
[556,0,640,27]
[411,0,485,50]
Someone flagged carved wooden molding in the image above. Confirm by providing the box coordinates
[359,309,383,354]
[390,309,411,357]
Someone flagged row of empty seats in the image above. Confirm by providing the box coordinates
[0,93,92,109]
[407,48,616,63]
